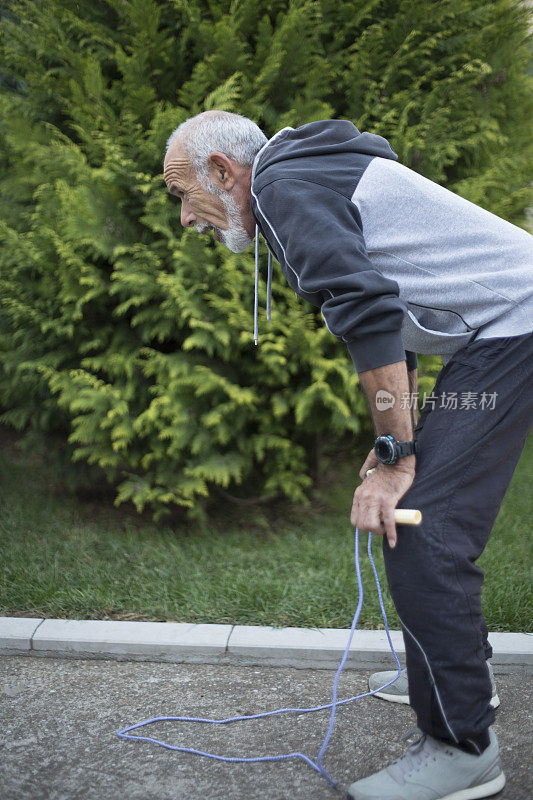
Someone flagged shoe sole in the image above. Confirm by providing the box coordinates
[347,770,505,800]
[372,691,500,710]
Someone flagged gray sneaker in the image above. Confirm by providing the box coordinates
[347,727,505,800]
[368,662,500,709]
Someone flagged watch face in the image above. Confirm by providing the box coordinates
[375,437,395,463]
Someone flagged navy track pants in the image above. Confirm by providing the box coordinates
[385,331,533,752]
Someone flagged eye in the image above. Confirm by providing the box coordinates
[169,186,185,201]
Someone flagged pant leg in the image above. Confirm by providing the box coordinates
[384,332,533,750]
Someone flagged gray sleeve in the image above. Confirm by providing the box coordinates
[254,178,408,372]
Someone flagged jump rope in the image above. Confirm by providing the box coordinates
[117,489,422,791]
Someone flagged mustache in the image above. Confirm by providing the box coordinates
[195,222,213,234]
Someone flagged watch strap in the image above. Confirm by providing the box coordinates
[395,439,419,459]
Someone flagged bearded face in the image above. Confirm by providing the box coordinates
[164,142,255,253]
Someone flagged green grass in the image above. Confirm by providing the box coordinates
[0,426,531,631]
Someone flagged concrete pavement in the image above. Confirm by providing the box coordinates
[1,654,531,799]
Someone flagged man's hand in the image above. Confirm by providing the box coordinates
[353,358,417,546]
[350,461,415,548]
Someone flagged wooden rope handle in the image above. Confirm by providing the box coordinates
[365,468,422,526]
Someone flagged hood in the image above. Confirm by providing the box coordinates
[250,120,397,345]
[255,120,396,182]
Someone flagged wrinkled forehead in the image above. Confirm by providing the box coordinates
[163,140,194,187]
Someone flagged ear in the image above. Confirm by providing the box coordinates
[208,151,237,191]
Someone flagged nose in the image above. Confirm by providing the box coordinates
[180,198,196,228]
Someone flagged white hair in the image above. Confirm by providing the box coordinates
[165,110,267,178]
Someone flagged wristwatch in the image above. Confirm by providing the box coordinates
[374,434,418,466]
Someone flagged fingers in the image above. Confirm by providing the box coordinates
[350,493,359,528]
[351,492,391,537]
[380,507,398,549]
[350,495,380,530]
[351,468,412,546]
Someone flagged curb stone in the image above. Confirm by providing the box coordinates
[1,617,532,672]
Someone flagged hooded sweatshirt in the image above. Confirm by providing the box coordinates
[249,120,533,372]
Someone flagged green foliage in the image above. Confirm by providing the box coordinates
[1,0,531,520]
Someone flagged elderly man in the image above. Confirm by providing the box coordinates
[163,110,532,800]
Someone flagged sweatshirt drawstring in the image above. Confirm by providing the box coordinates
[254,224,259,345]
[254,224,274,346]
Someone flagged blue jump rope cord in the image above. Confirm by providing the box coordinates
[116,529,402,790]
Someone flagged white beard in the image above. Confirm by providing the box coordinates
[195,174,254,253]
[217,191,254,253]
